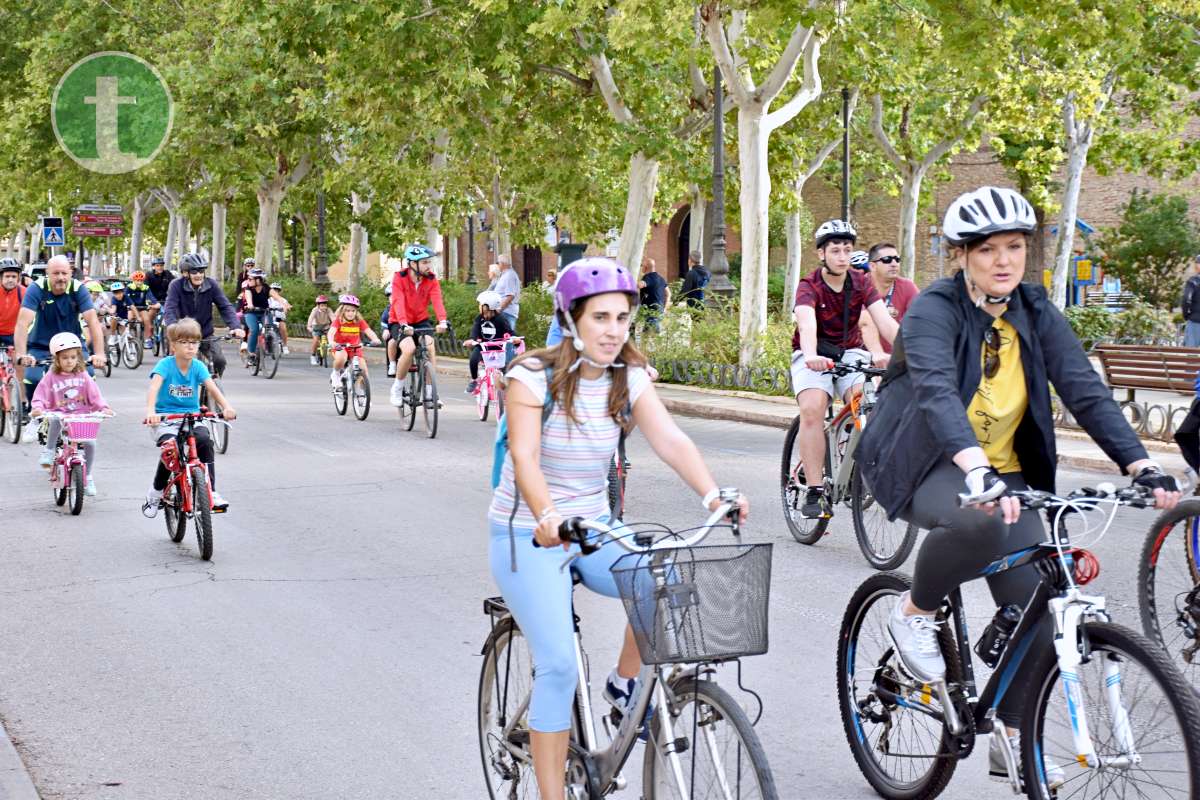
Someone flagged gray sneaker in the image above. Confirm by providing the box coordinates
[886,594,946,684]
[988,730,1064,790]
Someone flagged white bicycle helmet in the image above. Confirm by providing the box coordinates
[476,290,502,309]
[942,186,1036,247]
[49,332,83,354]
[815,219,857,248]
[850,250,870,270]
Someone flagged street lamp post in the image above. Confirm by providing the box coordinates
[707,65,734,302]
[315,190,329,286]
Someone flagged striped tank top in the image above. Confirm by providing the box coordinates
[488,362,651,528]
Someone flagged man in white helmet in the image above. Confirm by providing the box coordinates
[791,220,899,519]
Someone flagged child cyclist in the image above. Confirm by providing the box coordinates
[269,282,290,354]
[30,332,114,496]
[141,318,237,516]
[306,294,333,365]
[462,290,514,395]
[329,294,382,386]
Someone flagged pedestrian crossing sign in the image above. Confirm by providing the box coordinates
[42,217,64,247]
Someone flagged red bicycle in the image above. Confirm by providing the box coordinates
[39,411,111,515]
[152,410,230,561]
[0,346,21,444]
[471,335,523,422]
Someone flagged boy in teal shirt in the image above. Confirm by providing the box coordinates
[141,318,237,515]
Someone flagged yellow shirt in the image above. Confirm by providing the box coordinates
[967,317,1027,473]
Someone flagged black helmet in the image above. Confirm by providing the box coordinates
[179,253,208,273]
[151,255,165,266]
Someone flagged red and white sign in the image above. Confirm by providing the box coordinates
[73,226,124,237]
[72,213,123,226]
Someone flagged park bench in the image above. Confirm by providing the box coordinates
[1094,343,1200,401]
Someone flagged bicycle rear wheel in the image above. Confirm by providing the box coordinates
[333,377,349,416]
[476,379,489,421]
[402,370,417,430]
[263,332,280,379]
[421,360,438,438]
[837,571,960,799]
[164,482,186,542]
[780,415,830,544]
[3,380,18,444]
[851,465,918,570]
[643,676,778,799]
[352,371,371,420]
[1138,499,1200,687]
[478,615,537,800]
[1022,621,1200,800]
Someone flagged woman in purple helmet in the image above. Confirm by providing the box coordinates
[487,256,749,796]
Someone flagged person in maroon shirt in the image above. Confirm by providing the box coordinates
[792,220,899,518]
[861,242,920,355]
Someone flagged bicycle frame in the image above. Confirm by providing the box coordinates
[161,414,212,514]
[793,379,876,505]
[0,347,16,410]
[48,421,89,488]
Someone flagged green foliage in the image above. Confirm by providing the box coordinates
[1063,304,1114,344]
[1111,298,1178,342]
[440,282,554,345]
[1096,190,1200,308]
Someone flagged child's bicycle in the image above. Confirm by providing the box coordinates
[314,329,330,367]
[105,316,143,371]
[246,313,283,379]
[148,410,231,561]
[838,481,1200,800]
[473,336,524,422]
[0,346,22,444]
[149,310,166,356]
[39,411,111,516]
[331,343,372,420]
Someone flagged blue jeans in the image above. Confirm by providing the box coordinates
[501,311,518,333]
[545,315,563,347]
[1185,320,1200,347]
[244,311,264,354]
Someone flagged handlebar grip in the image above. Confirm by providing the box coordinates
[530,516,597,554]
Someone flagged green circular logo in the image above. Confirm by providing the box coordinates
[51,52,173,175]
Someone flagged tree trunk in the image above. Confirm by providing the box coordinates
[130,194,148,271]
[616,152,660,272]
[163,211,178,268]
[424,129,450,279]
[735,109,771,366]
[275,216,286,274]
[446,229,458,283]
[13,230,24,264]
[176,216,191,262]
[349,191,371,286]
[255,184,284,273]
[300,213,313,280]
[234,224,244,274]
[211,201,227,284]
[784,202,803,314]
[28,224,41,264]
[1053,126,1090,309]
[897,173,922,281]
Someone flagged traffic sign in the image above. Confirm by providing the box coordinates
[42,217,64,247]
[73,226,123,237]
[75,204,122,213]
[72,213,123,226]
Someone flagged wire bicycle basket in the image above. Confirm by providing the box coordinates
[611,543,772,665]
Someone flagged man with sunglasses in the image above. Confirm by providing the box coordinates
[861,242,919,354]
[161,253,244,377]
[856,186,1179,788]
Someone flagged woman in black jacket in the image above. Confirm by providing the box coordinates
[857,186,1180,783]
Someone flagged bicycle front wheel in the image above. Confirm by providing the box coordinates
[1022,620,1200,800]
[402,370,417,431]
[478,615,537,800]
[164,482,186,542]
[123,335,142,369]
[421,360,438,438]
[643,676,778,800]
[264,333,280,379]
[352,371,371,420]
[780,415,829,544]
[837,571,960,799]
[850,465,918,570]
[476,379,489,422]
[191,467,214,560]
[1138,499,1200,686]
[68,463,84,515]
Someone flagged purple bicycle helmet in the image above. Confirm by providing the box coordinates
[553,257,639,351]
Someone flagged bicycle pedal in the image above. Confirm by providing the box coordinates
[211,506,228,514]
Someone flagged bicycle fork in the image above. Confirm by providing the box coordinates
[1049,593,1139,770]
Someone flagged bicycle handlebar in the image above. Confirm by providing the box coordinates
[825,361,887,378]
[958,482,1157,510]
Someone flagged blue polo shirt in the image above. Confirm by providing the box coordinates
[21,280,94,351]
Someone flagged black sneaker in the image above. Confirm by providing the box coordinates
[801,487,829,519]
[465,379,478,395]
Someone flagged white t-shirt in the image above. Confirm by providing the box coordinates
[489,362,651,528]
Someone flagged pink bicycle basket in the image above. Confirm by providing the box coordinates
[66,420,101,442]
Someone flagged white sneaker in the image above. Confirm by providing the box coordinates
[85,476,97,496]
[38,448,54,468]
[886,593,946,683]
[310,354,318,366]
[141,488,163,518]
[210,491,229,511]
[389,380,405,407]
[282,346,290,355]
[21,424,39,444]
[386,361,396,378]
[330,370,341,388]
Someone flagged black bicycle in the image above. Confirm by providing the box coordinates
[247,311,282,379]
[197,335,233,454]
[397,326,439,438]
[838,482,1200,799]
[1139,495,1200,689]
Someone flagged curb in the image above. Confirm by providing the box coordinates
[0,717,39,800]
[659,398,793,429]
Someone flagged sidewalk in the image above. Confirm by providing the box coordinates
[340,349,1189,475]
[0,717,39,800]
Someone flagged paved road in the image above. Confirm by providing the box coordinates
[0,354,1167,799]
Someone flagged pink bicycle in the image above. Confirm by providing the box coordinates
[39,411,111,515]
[472,336,523,421]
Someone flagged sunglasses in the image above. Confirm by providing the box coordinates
[872,255,900,264]
[984,326,1002,379]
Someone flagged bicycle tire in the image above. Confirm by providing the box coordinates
[122,336,140,369]
[211,416,229,454]
[478,615,537,800]
[1138,499,1200,686]
[264,333,280,379]
[403,369,417,430]
[0,391,5,438]
[780,415,830,544]
[102,357,111,378]
[68,463,84,515]
[1021,620,1200,800]
[477,380,489,422]
[422,360,438,438]
[850,465,918,570]
[164,482,186,543]
[54,465,67,506]
[643,676,779,799]
[352,371,371,420]
[251,343,262,376]
[4,380,18,444]
[837,571,960,800]
[191,466,214,560]
[333,376,349,415]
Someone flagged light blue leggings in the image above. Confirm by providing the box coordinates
[488,518,628,732]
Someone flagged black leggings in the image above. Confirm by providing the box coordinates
[901,459,1052,726]
[153,428,216,491]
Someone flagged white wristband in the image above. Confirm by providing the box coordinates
[701,488,721,509]
[537,507,561,525]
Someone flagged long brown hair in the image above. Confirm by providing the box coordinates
[510,300,646,429]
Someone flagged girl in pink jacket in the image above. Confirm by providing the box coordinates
[30,333,113,496]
